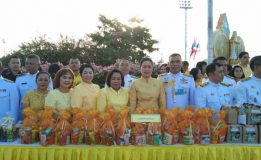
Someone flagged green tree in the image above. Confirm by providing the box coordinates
[88,15,159,65]
[0,15,158,66]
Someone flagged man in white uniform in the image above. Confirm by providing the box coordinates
[158,53,195,109]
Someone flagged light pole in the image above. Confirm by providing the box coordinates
[207,0,213,64]
[179,0,192,61]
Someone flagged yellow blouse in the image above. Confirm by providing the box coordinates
[72,74,82,88]
[71,82,100,111]
[129,77,166,112]
[45,89,72,111]
[240,64,252,78]
[97,87,129,113]
[22,90,48,113]
[196,79,202,87]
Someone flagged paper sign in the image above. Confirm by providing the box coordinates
[131,114,161,123]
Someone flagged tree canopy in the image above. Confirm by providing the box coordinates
[0,15,158,66]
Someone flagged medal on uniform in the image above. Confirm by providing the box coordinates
[171,79,176,102]
[254,97,257,103]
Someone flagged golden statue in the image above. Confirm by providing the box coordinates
[213,13,245,64]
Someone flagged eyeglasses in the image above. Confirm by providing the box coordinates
[242,56,250,59]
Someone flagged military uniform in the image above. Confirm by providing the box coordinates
[0,76,19,122]
[124,74,137,88]
[202,75,236,87]
[15,72,53,120]
[195,81,232,112]
[236,76,261,106]
[1,68,21,82]
[158,72,195,109]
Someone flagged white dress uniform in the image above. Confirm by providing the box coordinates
[124,74,136,88]
[15,72,53,120]
[158,72,195,109]
[195,81,232,112]
[202,75,236,87]
[0,76,19,122]
[202,75,237,105]
[236,76,261,106]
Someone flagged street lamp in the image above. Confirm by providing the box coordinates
[179,0,192,61]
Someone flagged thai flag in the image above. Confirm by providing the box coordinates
[190,40,200,59]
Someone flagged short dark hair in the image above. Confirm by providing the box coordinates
[206,63,221,76]
[105,69,124,87]
[48,63,61,80]
[250,55,261,71]
[10,55,20,60]
[229,65,245,79]
[213,56,227,63]
[26,54,40,64]
[227,64,232,73]
[169,53,181,59]
[238,51,249,59]
[196,61,207,71]
[140,57,153,68]
[35,71,51,82]
[79,64,94,75]
[183,61,189,66]
[190,68,200,81]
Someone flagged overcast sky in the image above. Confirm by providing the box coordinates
[0,0,260,66]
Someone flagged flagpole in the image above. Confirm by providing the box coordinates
[207,0,213,63]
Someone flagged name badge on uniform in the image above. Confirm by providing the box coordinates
[251,86,255,89]
[224,93,230,96]
[180,77,188,84]
[210,93,215,96]
[0,89,6,92]
[175,89,186,95]
[21,82,27,85]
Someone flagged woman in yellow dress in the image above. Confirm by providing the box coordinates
[97,69,129,113]
[45,68,74,112]
[22,71,51,113]
[129,58,166,112]
[189,68,203,87]
[71,64,100,110]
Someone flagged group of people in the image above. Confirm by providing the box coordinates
[0,52,260,123]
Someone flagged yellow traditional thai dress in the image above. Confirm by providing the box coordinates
[71,82,100,111]
[97,87,129,113]
[45,89,72,111]
[22,90,49,113]
[239,64,252,78]
[72,73,82,87]
[129,77,166,112]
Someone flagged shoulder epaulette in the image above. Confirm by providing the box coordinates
[183,73,193,77]
[3,78,14,83]
[241,77,251,82]
[200,82,209,87]
[220,82,230,87]
[16,73,26,78]
[159,73,168,76]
